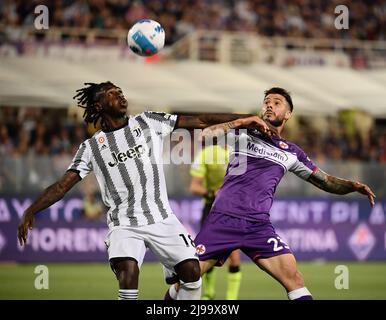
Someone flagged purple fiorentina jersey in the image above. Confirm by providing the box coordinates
[211,130,317,220]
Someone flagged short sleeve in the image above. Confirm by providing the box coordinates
[289,147,317,180]
[67,142,92,179]
[140,111,178,137]
[190,149,206,178]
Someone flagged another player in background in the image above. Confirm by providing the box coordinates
[17,81,272,300]
[82,191,104,221]
[190,141,242,300]
[181,87,375,300]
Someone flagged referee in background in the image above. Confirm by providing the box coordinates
[190,140,242,300]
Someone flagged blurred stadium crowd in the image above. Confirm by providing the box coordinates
[1,107,386,163]
[1,106,385,196]
[1,1,386,196]
[1,0,385,45]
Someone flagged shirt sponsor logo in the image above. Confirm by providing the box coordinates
[108,144,145,167]
[246,141,288,162]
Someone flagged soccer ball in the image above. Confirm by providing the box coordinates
[127,19,165,57]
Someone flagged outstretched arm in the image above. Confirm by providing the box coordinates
[17,171,81,246]
[308,168,376,207]
[175,113,254,130]
[200,115,275,138]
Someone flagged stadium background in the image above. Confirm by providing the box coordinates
[0,0,386,299]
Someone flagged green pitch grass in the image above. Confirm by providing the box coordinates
[1,262,386,300]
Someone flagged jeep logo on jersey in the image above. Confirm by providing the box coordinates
[108,145,145,167]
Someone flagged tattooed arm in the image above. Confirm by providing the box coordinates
[308,168,376,207]
[200,115,274,138]
[17,171,81,246]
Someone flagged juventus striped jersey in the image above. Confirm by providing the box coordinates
[67,112,178,228]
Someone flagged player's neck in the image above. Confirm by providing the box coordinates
[266,122,283,138]
[102,115,129,132]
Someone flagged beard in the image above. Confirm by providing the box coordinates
[263,115,285,127]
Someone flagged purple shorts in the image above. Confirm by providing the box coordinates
[194,211,292,266]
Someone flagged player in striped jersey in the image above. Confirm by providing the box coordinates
[17,81,272,300]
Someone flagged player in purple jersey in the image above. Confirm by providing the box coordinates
[178,87,375,300]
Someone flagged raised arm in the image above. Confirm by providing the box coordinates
[199,115,275,138]
[308,168,376,207]
[175,113,254,130]
[17,171,81,246]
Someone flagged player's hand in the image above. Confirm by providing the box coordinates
[354,181,376,207]
[17,211,35,246]
[240,116,276,137]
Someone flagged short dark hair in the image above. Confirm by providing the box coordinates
[264,87,293,112]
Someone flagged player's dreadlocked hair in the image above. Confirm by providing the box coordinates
[73,81,115,127]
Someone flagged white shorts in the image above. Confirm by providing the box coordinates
[105,214,198,270]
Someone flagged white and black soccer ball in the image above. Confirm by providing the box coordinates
[127,19,165,57]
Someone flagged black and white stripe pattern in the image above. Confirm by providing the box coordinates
[106,132,138,226]
[123,125,154,225]
[67,112,177,228]
[136,115,168,219]
[118,289,138,300]
[144,111,177,136]
[68,142,86,171]
[89,138,121,226]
